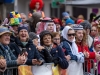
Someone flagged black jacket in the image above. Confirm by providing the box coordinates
[9,38,43,65]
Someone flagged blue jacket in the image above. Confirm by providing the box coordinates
[62,40,78,61]
[0,43,17,75]
[50,44,69,69]
[9,38,43,65]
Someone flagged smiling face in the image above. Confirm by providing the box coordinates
[0,33,11,45]
[75,30,83,42]
[67,29,75,42]
[18,29,29,42]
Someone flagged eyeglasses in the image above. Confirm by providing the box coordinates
[53,38,60,40]
[67,33,75,36]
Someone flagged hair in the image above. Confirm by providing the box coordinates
[20,13,27,19]
[75,29,87,46]
[29,0,43,10]
[51,32,60,38]
[77,15,84,20]
[40,33,53,46]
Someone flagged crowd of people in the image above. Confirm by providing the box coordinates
[0,0,100,75]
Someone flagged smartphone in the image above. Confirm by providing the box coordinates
[20,48,26,55]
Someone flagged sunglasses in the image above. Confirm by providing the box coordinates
[67,33,75,36]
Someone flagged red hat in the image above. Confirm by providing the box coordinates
[29,0,43,10]
[53,18,62,26]
[76,19,84,24]
[94,37,100,47]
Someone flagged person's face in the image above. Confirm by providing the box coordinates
[95,43,100,52]
[46,23,54,32]
[18,29,29,42]
[21,15,27,23]
[0,33,10,45]
[53,34,60,45]
[32,38,39,46]
[67,29,75,42]
[43,34,52,46]
[75,30,83,42]
[35,2,40,9]
[91,26,98,37]
[56,24,60,32]
[12,25,18,34]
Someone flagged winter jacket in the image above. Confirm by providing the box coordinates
[9,37,43,65]
[62,40,78,61]
[76,42,95,72]
[38,49,53,63]
[49,44,69,69]
[0,43,17,75]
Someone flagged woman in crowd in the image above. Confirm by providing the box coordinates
[9,26,44,65]
[62,26,84,75]
[39,30,68,74]
[29,32,52,63]
[52,32,70,75]
[0,26,26,75]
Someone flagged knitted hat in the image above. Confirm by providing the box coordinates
[39,30,53,45]
[66,18,74,25]
[94,37,100,47]
[62,12,69,17]
[73,24,83,30]
[0,26,12,36]
[18,26,28,33]
[80,20,91,30]
[29,32,38,40]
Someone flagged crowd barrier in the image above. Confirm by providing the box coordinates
[1,60,99,75]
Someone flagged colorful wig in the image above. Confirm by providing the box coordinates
[29,0,43,10]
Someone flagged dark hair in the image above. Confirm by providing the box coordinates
[40,30,53,46]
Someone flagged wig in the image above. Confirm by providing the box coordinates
[29,0,43,10]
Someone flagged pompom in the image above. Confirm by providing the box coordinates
[29,0,43,10]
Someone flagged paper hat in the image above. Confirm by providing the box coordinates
[9,11,22,26]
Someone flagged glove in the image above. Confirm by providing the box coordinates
[76,52,84,63]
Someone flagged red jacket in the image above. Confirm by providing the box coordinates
[76,42,95,72]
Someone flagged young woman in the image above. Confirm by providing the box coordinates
[62,26,84,75]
